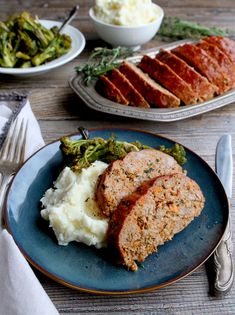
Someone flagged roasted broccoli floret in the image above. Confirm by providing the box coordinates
[31,42,56,66]
[0,11,72,68]
[0,30,17,67]
[15,51,31,60]
[159,143,187,165]
[18,30,37,56]
[20,60,32,68]
[60,136,142,172]
[60,136,187,172]
[0,21,10,32]
[17,11,54,48]
[31,34,71,66]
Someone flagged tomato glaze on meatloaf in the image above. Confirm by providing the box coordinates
[156,50,217,101]
[107,173,205,271]
[172,44,232,94]
[95,149,183,217]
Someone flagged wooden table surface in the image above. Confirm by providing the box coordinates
[1,1,235,314]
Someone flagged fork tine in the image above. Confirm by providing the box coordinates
[7,119,21,161]
[0,117,19,160]
[6,118,24,162]
[14,119,27,164]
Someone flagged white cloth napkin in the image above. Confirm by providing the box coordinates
[0,99,59,315]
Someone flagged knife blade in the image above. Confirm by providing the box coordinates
[209,134,234,296]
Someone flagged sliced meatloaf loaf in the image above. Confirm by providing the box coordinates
[97,75,129,105]
[204,36,235,63]
[197,40,235,87]
[156,50,217,101]
[139,55,199,105]
[107,173,205,271]
[96,149,183,217]
[119,61,180,108]
[172,44,231,94]
[107,69,150,108]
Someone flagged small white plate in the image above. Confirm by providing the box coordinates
[0,20,86,76]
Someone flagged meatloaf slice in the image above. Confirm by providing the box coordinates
[156,50,217,101]
[96,149,183,217]
[172,44,231,94]
[107,69,150,108]
[96,75,129,105]
[107,173,205,271]
[204,36,235,64]
[119,61,180,108]
[197,40,235,88]
[139,55,199,105]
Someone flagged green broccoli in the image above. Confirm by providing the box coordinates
[31,42,56,66]
[17,11,53,48]
[60,136,142,172]
[18,30,37,56]
[159,143,187,165]
[0,21,10,32]
[0,31,17,67]
[31,35,71,66]
[60,136,187,172]
[0,11,72,68]
[15,51,31,60]
[20,60,32,68]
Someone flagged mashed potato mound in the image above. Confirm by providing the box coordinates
[40,161,109,249]
[94,0,161,26]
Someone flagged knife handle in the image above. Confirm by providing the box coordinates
[211,219,234,296]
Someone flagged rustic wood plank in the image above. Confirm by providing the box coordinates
[1,0,235,9]
[36,265,235,315]
[1,2,235,33]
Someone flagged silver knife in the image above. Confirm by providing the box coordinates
[209,134,234,296]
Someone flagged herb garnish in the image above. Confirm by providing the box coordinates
[158,16,235,40]
[75,46,133,85]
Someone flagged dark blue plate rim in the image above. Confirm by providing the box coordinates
[3,127,229,295]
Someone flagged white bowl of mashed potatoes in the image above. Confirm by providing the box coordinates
[89,0,164,49]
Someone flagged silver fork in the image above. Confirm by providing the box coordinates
[0,117,27,226]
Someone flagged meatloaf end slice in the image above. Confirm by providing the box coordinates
[107,69,150,108]
[204,36,235,64]
[96,75,129,105]
[96,149,183,217]
[197,40,235,87]
[119,61,180,108]
[107,173,205,271]
[139,55,199,105]
[172,44,231,94]
[156,50,217,101]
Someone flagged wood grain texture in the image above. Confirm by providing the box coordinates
[1,0,235,314]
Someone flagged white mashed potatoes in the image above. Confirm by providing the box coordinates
[94,0,161,26]
[40,161,109,249]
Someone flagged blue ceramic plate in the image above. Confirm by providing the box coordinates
[4,128,228,294]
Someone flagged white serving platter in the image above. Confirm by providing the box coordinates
[69,40,235,122]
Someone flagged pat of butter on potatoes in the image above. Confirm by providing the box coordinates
[40,161,109,249]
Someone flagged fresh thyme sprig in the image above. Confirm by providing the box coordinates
[75,46,133,85]
[158,16,235,40]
